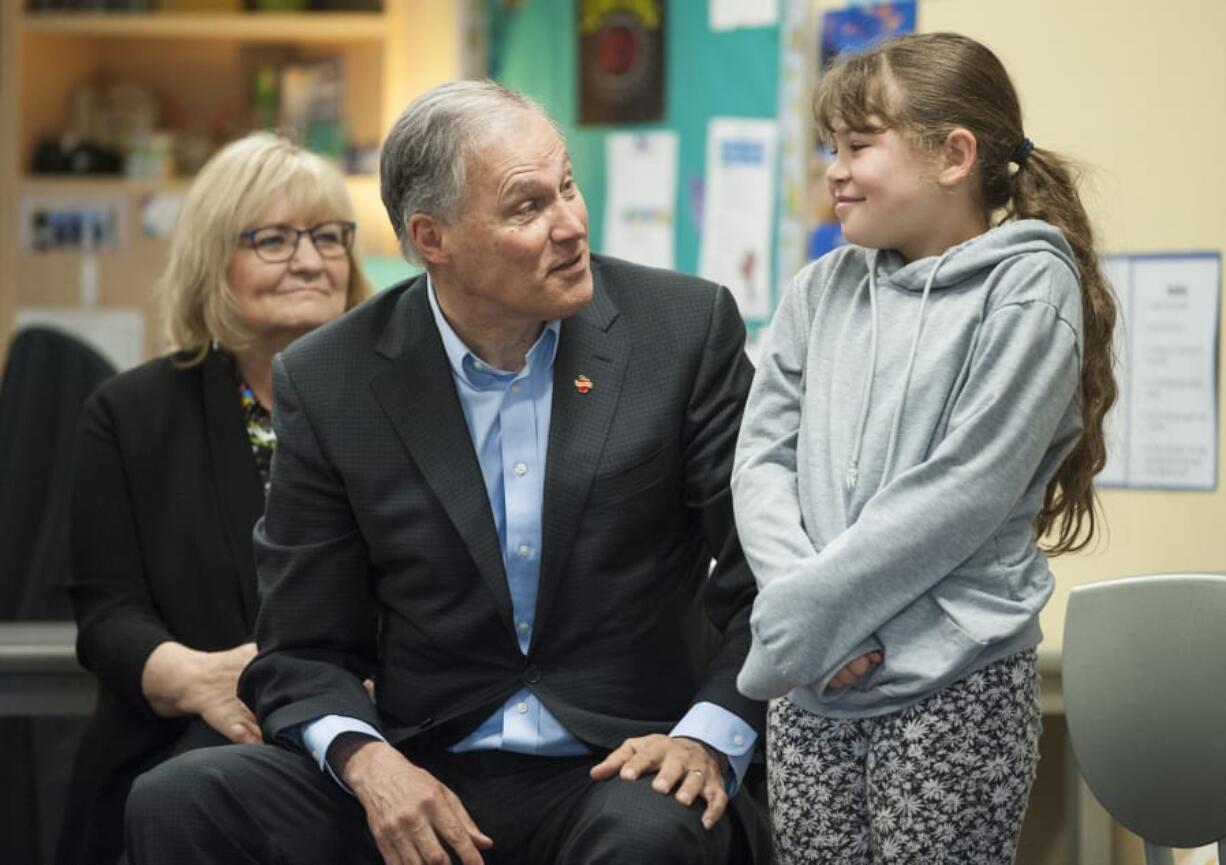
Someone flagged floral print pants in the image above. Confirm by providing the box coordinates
[766,651,1041,865]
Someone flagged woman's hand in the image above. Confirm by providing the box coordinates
[827,650,883,691]
[141,641,261,744]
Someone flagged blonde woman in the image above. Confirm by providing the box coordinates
[57,132,372,865]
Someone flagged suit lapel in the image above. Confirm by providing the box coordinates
[201,350,263,628]
[534,275,628,639]
[368,279,514,631]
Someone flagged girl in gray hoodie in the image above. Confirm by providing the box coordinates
[732,32,1118,864]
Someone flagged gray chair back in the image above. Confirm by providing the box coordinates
[1063,573,1226,860]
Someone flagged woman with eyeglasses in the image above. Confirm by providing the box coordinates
[57,131,372,865]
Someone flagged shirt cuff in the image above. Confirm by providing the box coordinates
[670,701,758,796]
[297,715,386,795]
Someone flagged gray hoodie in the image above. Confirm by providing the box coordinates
[733,220,1084,718]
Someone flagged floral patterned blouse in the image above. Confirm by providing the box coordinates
[239,381,276,496]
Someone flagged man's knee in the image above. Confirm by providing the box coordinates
[128,748,224,824]
[125,744,261,861]
[566,778,730,865]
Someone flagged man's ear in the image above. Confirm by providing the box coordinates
[407,213,448,265]
[938,127,978,188]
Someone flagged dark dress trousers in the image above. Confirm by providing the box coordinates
[57,348,264,865]
[129,256,767,863]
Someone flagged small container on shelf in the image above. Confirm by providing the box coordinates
[156,0,243,11]
[245,0,308,11]
[25,1,153,10]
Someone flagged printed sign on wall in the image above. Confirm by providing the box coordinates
[1100,252,1221,491]
[698,117,778,321]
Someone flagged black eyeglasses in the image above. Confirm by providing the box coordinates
[239,220,356,263]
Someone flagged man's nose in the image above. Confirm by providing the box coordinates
[550,200,587,243]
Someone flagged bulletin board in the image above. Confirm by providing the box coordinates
[490,0,780,301]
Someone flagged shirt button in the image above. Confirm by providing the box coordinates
[517,621,531,634]
[510,383,521,393]
[733,734,745,747]
[514,462,528,477]
[516,702,529,714]
[518,544,532,558]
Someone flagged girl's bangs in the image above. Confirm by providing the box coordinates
[813,53,898,145]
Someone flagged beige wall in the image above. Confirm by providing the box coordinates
[811,2,1226,862]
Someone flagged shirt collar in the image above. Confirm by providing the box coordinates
[426,274,560,388]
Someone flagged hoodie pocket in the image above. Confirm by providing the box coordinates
[874,593,988,702]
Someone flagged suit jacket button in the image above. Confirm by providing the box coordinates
[523,665,542,684]
[418,717,433,729]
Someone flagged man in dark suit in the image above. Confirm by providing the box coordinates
[126,80,763,865]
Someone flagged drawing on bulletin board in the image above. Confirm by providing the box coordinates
[1099,252,1221,492]
[604,131,678,269]
[698,118,778,320]
[808,2,916,262]
[819,1,917,69]
[577,0,665,126]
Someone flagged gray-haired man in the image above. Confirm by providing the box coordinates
[126,80,764,865]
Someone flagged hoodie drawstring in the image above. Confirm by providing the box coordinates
[878,249,950,490]
[845,248,952,495]
[844,257,880,493]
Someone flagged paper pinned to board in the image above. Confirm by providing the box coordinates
[1099,252,1220,491]
[710,0,778,31]
[14,308,146,372]
[698,117,778,321]
[603,131,677,270]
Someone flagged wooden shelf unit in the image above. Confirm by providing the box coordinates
[1,0,462,363]
[20,10,388,41]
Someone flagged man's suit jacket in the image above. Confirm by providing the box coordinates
[59,349,263,865]
[241,254,764,756]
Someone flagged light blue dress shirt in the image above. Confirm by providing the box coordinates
[299,278,756,792]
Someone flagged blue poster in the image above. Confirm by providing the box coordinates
[820,1,917,69]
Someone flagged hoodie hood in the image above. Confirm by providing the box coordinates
[871,219,1078,293]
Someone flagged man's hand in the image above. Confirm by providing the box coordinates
[589,734,729,830]
[333,737,493,865]
[828,650,883,690]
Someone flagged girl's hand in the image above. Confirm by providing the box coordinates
[827,651,883,691]
[141,641,262,744]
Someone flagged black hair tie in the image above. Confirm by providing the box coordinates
[1011,137,1035,166]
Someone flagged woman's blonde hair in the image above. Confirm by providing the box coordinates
[161,131,373,365]
[814,32,1118,555]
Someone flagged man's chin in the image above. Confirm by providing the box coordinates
[541,271,593,320]
[559,276,594,319]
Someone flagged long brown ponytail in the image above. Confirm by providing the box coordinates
[814,32,1118,554]
[1007,150,1117,553]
